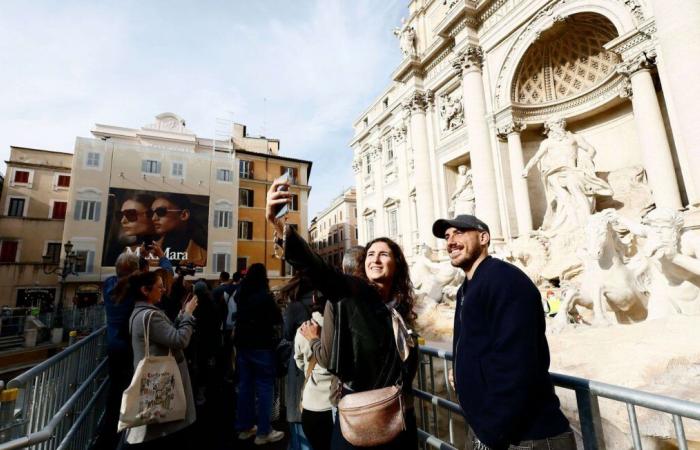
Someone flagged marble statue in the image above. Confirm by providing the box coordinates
[439,91,464,132]
[393,18,417,58]
[617,208,700,319]
[552,209,647,332]
[411,244,464,305]
[448,165,475,218]
[522,117,613,237]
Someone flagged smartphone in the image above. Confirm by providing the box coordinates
[275,173,290,219]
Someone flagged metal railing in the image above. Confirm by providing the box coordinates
[414,345,700,450]
[0,326,108,450]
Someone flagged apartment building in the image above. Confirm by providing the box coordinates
[308,187,357,268]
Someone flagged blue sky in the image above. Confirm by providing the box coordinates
[0,0,404,216]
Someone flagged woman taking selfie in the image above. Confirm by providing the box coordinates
[121,270,198,448]
[266,177,419,450]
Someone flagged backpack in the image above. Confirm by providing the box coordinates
[224,286,238,330]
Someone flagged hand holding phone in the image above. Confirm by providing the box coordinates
[274,173,290,219]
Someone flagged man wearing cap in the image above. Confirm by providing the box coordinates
[433,214,574,450]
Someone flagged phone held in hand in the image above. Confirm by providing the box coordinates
[275,173,290,219]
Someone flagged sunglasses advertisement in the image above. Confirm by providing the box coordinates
[102,188,209,267]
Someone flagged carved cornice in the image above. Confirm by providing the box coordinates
[616,50,656,77]
[403,90,432,113]
[496,121,526,140]
[452,45,484,77]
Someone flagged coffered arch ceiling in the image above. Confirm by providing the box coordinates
[512,13,620,105]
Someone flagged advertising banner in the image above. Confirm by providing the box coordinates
[102,188,209,267]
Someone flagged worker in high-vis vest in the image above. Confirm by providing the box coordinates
[545,290,561,317]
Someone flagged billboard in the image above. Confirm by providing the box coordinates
[102,188,209,267]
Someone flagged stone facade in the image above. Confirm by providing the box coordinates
[309,188,358,268]
[351,0,698,259]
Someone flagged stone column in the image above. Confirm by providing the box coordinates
[497,121,533,235]
[351,156,364,242]
[404,90,436,248]
[452,46,503,238]
[617,53,683,209]
[370,143,386,237]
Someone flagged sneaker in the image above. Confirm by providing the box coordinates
[254,430,284,445]
[237,426,257,440]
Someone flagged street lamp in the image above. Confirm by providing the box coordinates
[42,240,85,327]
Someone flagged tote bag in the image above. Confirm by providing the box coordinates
[118,311,187,431]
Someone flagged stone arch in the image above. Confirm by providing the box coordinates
[494,0,638,111]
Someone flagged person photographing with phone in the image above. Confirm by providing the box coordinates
[267,175,419,450]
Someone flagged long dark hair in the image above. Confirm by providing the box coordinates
[116,270,161,304]
[278,270,314,304]
[239,263,270,299]
[363,237,416,324]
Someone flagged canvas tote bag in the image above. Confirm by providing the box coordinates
[118,311,187,431]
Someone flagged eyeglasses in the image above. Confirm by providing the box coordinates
[117,209,149,222]
[152,207,183,218]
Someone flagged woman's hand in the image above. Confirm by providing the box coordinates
[299,320,321,341]
[184,294,198,315]
[266,176,292,235]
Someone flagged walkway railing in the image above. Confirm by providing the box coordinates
[414,345,700,450]
[0,326,108,450]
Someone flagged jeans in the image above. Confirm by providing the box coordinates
[289,422,312,450]
[235,348,276,436]
[466,428,577,450]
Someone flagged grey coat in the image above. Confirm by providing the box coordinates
[125,302,196,444]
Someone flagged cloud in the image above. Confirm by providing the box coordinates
[0,0,404,216]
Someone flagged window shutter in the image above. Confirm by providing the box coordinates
[86,251,95,273]
[156,161,162,174]
[225,254,231,272]
[141,160,148,172]
[214,211,220,228]
[249,161,254,177]
[94,202,101,222]
[226,212,232,228]
[249,190,254,207]
[247,222,253,240]
[74,201,83,220]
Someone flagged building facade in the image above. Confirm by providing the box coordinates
[0,147,73,309]
[351,0,700,260]
[309,187,358,267]
[49,113,311,304]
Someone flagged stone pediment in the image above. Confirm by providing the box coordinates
[362,207,376,217]
[142,113,193,135]
[383,197,400,208]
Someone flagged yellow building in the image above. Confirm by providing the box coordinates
[0,147,73,309]
[3,113,311,306]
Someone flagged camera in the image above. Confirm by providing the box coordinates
[176,263,197,277]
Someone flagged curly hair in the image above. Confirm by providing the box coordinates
[363,237,416,324]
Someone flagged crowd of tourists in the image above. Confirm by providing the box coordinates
[96,175,577,450]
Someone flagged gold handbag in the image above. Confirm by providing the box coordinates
[337,384,405,447]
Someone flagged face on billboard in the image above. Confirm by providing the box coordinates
[103,189,208,267]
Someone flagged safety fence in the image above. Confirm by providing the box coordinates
[413,345,700,450]
[0,326,108,450]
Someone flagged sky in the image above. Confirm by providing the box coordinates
[0,0,405,217]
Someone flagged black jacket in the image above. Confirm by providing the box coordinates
[284,227,416,393]
[453,256,569,449]
[235,288,282,350]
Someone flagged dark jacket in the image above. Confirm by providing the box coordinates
[234,288,282,350]
[453,256,569,450]
[284,226,416,393]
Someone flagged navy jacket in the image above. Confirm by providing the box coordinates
[453,256,569,449]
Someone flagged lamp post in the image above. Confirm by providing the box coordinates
[42,240,85,327]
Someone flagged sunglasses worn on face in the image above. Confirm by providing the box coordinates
[152,207,183,218]
[117,209,149,222]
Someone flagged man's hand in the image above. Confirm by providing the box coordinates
[266,176,292,235]
[448,368,455,391]
[299,320,321,341]
[149,242,165,258]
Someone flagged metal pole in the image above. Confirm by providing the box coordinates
[626,403,643,450]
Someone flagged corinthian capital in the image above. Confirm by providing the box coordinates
[496,120,526,140]
[452,44,484,77]
[616,50,657,77]
[403,90,431,113]
[369,144,382,160]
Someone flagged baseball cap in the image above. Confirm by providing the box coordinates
[432,214,490,238]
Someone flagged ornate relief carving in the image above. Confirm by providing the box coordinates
[391,122,408,143]
[438,90,464,132]
[368,144,382,161]
[146,113,190,133]
[443,0,459,9]
[352,158,362,174]
[622,0,644,22]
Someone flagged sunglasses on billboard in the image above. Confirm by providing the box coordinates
[152,207,183,217]
[117,209,149,222]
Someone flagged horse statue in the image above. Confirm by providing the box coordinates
[551,209,647,332]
